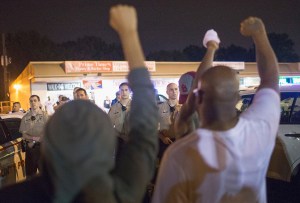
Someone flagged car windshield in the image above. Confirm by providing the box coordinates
[4,118,22,140]
[0,118,22,144]
[237,91,300,124]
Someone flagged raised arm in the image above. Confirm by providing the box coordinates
[240,17,279,93]
[110,5,145,69]
[109,5,158,203]
[193,30,220,89]
[175,31,219,139]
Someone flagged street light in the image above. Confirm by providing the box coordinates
[13,84,21,90]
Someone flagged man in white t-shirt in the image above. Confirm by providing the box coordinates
[152,17,280,203]
[44,96,54,115]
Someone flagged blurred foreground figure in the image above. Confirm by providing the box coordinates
[153,17,280,203]
[0,5,158,203]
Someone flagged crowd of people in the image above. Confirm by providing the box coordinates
[0,4,280,203]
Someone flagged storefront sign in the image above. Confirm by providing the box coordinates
[212,61,245,70]
[112,61,156,72]
[64,61,156,73]
[65,61,113,73]
[83,80,102,90]
[47,82,81,91]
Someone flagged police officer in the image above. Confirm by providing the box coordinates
[108,82,131,160]
[157,83,181,159]
[19,95,48,177]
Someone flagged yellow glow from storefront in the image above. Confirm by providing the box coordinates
[13,84,21,90]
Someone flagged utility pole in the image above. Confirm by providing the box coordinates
[1,33,10,101]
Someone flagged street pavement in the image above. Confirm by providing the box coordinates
[267,178,300,203]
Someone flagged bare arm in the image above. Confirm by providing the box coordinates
[178,41,219,120]
[175,35,219,139]
[109,5,145,69]
[193,40,219,90]
[240,17,279,93]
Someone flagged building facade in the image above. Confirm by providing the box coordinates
[9,61,300,111]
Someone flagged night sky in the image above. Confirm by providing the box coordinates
[0,0,299,55]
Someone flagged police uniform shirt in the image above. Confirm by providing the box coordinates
[19,109,48,140]
[158,101,181,139]
[108,100,131,141]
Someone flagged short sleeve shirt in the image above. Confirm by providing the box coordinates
[153,88,280,203]
[108,100,131,141]
[158,101,181,139]
[19,109,48,139]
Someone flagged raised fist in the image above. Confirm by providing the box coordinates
[240,17,266,37]
[203,29,220,48]
[109,5,137,35]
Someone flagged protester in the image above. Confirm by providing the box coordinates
[104,96,111,109]
[175,71,200,139]
[153,17,280,203]
[44,96,54,115]
[111,91,121,106]
[53,95,64,111]
[0,5,158,203]
[19,95,48,177]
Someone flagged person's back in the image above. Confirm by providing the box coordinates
[157,92,279,202]
[153,17,280,203]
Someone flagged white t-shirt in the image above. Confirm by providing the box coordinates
[152,88,280,203]
[45,100,54,115]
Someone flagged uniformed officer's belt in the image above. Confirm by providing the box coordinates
[25,141,41,148]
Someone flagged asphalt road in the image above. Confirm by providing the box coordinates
[267,178,300,203]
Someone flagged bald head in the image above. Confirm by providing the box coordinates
[200,66,239,103]
[197,66,240,130]
[166,83,179,100]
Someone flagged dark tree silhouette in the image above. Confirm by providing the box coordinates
[247,33,299,62]
[267,33,299,62]
[58,36,123,60]
[3,30,299,85]
[4,32,124,82]
[5,31,59,79]
[147,50,186,61]
[216,45,249,62]
[182,45,206,61]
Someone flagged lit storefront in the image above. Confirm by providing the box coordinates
[9,61,300,111]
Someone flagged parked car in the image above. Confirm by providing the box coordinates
[236,85,300,186]
[0,114,25,188]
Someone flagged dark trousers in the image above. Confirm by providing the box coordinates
[115,137,126,162]
[25,144,41,177]
[157,138,176,160]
